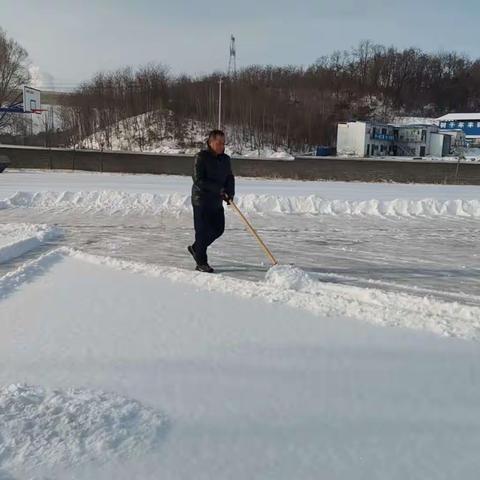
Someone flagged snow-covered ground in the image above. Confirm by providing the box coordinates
[1,169,480,479]
[335,150,480,162]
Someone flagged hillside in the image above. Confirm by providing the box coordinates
[76,111,295,158]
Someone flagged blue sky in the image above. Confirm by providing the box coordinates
[1,0,479,89]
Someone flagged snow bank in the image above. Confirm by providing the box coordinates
[1,190,479,218]
[237,147,294,160]
[0,383,168,472]
[71,251,480,340]
[264,265,480,339]
[5,248,478,341]
[70,250,480,340]
[0,223,62,264]
[263,265,480,337]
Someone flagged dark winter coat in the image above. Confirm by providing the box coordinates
[191,148,235,207]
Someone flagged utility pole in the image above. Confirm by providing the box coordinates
[44,110,48,147]
[218,77,223,129]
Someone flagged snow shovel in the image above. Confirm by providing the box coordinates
[228,199,278,266]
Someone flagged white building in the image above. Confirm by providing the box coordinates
[337,121,452,158]
[336,122,395,157]
[395,124,443,157]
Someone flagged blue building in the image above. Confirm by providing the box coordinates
[437,114,480,145]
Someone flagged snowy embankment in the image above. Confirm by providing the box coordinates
[60,250,480,340]
[0,223,62,263]
[1,170,479,218]
[2,247,479,341]
[1,190,480,218]
[77,112,295,158]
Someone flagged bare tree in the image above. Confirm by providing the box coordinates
[50,41,480,153]
[0,28,30,130]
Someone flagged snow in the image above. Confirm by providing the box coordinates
[78,113,206,154]
[2,169,480,201]
[3,246,480,341]
[1,248,480,479]
[0,383,168,473]
[238,147,294,159]
[0,223,62,264]
[77,112,294,158]
[426,154,480,163]
[1,169,480,478]
[330,152,480,163]
[1,189,479,218]
[1,170,479,218]
[265,264,312,289]
[393,116,438,126]
[62,249,480,339]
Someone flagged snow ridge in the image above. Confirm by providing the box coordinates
[1,190,479,218]
[62,251,480,340]
[0,223,62,264]
[3,248,479,341]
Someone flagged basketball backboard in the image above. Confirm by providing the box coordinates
[23,86,41,113]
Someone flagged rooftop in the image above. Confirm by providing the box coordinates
[437,113,480,121]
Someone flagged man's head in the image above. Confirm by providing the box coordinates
[207,129,225,155]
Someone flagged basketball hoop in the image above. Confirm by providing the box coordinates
[0,86,43,115]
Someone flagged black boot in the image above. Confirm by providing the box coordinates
[188,245,214,272]
[187,245,198,264]
[196,263,214,273]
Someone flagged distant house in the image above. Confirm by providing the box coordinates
[336,122,395,157]
[439,129,466,151]
[336,121,452,158]
[437,113,480,145]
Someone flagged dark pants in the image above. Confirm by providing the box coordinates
[192,204,225,264]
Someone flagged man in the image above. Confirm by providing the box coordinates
[188,129,235,273]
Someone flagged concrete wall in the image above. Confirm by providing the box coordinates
[0,154,9,173]
[1,145,480,185]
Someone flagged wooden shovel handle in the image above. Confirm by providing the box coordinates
[229,200,278,266]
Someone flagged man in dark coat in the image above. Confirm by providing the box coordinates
[188,129,235,273]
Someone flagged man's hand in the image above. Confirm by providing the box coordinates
[220,189,232,205]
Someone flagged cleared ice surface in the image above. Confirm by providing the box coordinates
[1,251,480,479]
[0,207,478,307]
